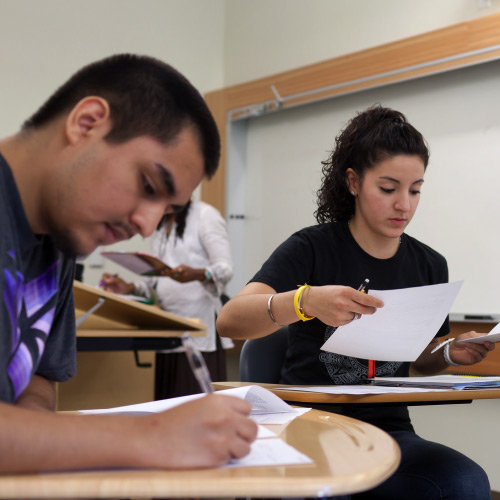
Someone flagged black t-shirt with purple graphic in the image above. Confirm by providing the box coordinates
[0,154,76,403]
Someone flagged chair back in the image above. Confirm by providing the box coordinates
[239,327,289,383]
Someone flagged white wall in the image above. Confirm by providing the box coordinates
[0,0,225,137]
[224,0,500,86]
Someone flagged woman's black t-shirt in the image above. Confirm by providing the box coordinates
[250,221,449,432]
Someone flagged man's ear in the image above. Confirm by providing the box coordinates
[345,168,360,195]
[64,97,111,145]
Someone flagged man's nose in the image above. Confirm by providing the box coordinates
[130,202,167,237]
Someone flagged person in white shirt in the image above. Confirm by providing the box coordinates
[102,199,234,398]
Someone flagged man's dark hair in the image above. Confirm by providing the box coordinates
[22,54,220,178]
[315,104,429,223]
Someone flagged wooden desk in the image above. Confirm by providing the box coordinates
[59,282,206,411]
[74,281,205,344]
[214,381,500,406]
[0,409,399,499]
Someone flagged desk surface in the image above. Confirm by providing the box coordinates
[0,409,399,499]
[74,281,205,332]
[214,381,500,405]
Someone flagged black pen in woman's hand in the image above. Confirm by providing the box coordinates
[357,278,370,293]
[353,279,370,320]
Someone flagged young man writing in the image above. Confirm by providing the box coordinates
[0,54,257,472]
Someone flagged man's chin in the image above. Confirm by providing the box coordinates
[51,232,96,259]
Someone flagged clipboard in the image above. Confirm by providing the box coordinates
[101,251,171,276]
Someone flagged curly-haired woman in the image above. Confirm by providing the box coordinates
[217,105,493,499]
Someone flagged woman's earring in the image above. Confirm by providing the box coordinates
[351,191,355,196]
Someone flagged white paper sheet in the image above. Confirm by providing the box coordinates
[457,322,500,345]
[79,385,313,468]
[79,385,309,425]
[369,374,500,390]
[224,438,313,468]
[321,281,463,362]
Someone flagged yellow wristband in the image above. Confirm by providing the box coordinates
[293,284,315,321]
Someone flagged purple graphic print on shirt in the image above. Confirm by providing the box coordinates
[4,257,58,399]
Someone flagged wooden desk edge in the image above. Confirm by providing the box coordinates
[0,408,400,498]
[213,381,500,404]
[77,329,204,338]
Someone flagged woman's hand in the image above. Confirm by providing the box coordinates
[304,285,384,327]
[99,274,135,295]
[447,332,495,365]
[165,265,206,283]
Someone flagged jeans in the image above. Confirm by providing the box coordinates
[340,430,490,500]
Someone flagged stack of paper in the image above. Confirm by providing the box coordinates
[368,375,500,390]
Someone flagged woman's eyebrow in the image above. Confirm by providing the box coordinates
[378,176,424,185]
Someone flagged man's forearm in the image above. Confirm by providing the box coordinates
[16,375,56,411]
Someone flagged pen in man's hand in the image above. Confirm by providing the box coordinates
[182,333,215,394]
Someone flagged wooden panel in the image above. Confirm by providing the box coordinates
[200,91,227,216]
[57,351,156,411]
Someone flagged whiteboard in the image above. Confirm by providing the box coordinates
[231,59,500,314]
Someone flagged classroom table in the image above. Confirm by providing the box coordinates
[0,408,400,499]
[59,282,206,410]
[213,381,500,406]
[74,280,205,353]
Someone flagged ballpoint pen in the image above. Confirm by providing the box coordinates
[430,337,454,354]
[354,279,370,320]
[357,278,370,293]
[182,332,215,394]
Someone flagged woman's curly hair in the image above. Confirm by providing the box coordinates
[315,105,429,223]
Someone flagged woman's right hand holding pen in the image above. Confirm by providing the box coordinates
[302,285,384,326]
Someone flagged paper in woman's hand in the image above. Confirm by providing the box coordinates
[457,322,500,345]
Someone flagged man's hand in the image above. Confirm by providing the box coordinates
[135,394,258,469]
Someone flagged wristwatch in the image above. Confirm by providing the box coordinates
[204,269,212,282]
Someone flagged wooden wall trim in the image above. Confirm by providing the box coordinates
[201,13,500,215]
